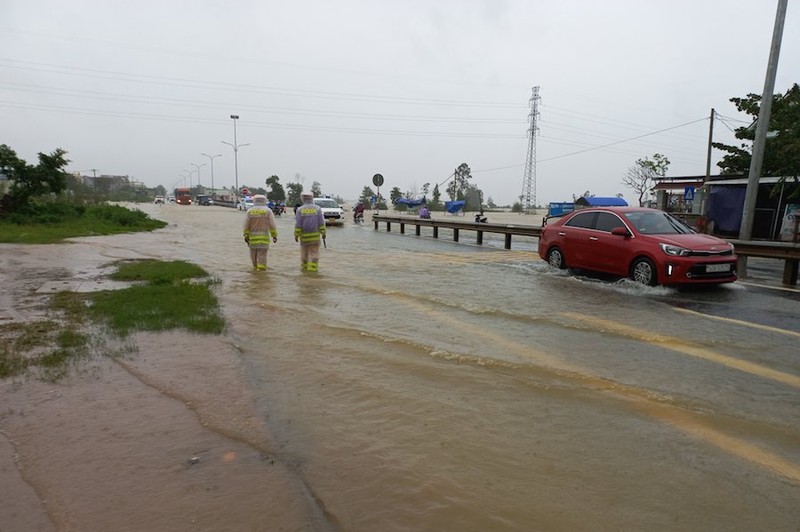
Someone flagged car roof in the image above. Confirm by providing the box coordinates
[568,207,657,214]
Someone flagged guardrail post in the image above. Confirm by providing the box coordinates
[400,223,405,235]
[386,222,391,232]
[505,234,512,249]
[415,225,421,236]
[784,259,799,285]
[453,228,459,242]
[433,226,439,239]
[477,231,483,245]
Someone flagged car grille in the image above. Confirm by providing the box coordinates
[688,249,734,257]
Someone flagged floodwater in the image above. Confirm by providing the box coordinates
[4,203,800,531]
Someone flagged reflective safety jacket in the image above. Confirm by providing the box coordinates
[243,205,278,248]
[294,201,326,243]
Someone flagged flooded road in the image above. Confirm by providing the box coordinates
[5,202,800,530]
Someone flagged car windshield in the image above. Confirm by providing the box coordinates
[624,211,693,234]
[314,199,339,208]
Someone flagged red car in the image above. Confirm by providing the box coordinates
[538,207,737,286]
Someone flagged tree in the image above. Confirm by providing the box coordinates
[311,181,323,197]
[358,186,375,206]
[621,153,670,207]
[713,83,800,196]
[446,163,472,201]
[429,183,442,210]
[286,182,303,206]
[463,184,484,211]
[265,175,286,202]
[0,144,70,213]
[389,186,403,205]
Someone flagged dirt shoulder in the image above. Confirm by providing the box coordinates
[0,243,326,531]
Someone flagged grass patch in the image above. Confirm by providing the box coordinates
[0,320,89,379]
[0,203,167,244]
[111,259,207,284]
[0,259,223,379]
[89,278,224,335]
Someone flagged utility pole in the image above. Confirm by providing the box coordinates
[701,108,715,219]
[521,86,540,214]
[739,0,787,277]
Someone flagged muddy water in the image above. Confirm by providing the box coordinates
[3,203,800,531]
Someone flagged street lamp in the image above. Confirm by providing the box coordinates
[190,162,206,191]
[201,152,222,197]
[183,169,194,190]
[222,114,250,205]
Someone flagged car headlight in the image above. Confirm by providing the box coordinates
[659,243,690,256]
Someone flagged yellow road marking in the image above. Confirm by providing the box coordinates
[336,276,800,483]
[561,311,800,389]
[673,306,800,339]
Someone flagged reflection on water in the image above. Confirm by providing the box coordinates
[39,205,800,529]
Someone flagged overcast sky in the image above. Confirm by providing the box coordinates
[1,1,797,206]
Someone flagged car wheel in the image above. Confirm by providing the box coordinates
[547,247,566,269]
[630,258,657,286]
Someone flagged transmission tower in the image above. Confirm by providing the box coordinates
[520,86,541,213]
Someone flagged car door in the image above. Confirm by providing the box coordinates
[591,212,632,275]
[560,211,598,269]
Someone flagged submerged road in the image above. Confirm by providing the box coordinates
[4,203,797,531]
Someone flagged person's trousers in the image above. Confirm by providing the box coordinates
[300,241,321,271]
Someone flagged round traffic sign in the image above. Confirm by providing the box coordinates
[372,173,384,187]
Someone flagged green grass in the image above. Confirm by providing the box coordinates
[0,203,167,244]
[111,259,208,284]
[0,259,224,379]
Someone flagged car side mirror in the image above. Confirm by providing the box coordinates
[611,227,631,237]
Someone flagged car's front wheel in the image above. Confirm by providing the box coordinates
[547,247,566,269]
[630,257,657,286]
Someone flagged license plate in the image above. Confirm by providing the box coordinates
[706,263,731,273]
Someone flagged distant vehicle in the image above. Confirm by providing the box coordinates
[538,207,737,286]
[237,198,254,211]
[154,195,165,204]
[174,188,192,205]
[197,195,213,206]
[167,195,176,203]
[313,197,344,224]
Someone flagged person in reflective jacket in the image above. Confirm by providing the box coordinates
[243,194,278,271]
[294,191,326,272]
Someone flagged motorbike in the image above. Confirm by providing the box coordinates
[354,211,365,224]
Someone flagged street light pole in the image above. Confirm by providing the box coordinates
[222,114,250,206]
[201,152,222,197]
[183,170,193,190]
[190,162,206,191]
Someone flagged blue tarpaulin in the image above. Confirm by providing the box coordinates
[574,196,628,207]
[445,200,466,214]
[395,197,427,207]
[708,186,746,232]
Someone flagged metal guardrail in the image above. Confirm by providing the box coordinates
[373,215,800,286]
[728,239,800,285]
[372,214,540,249]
